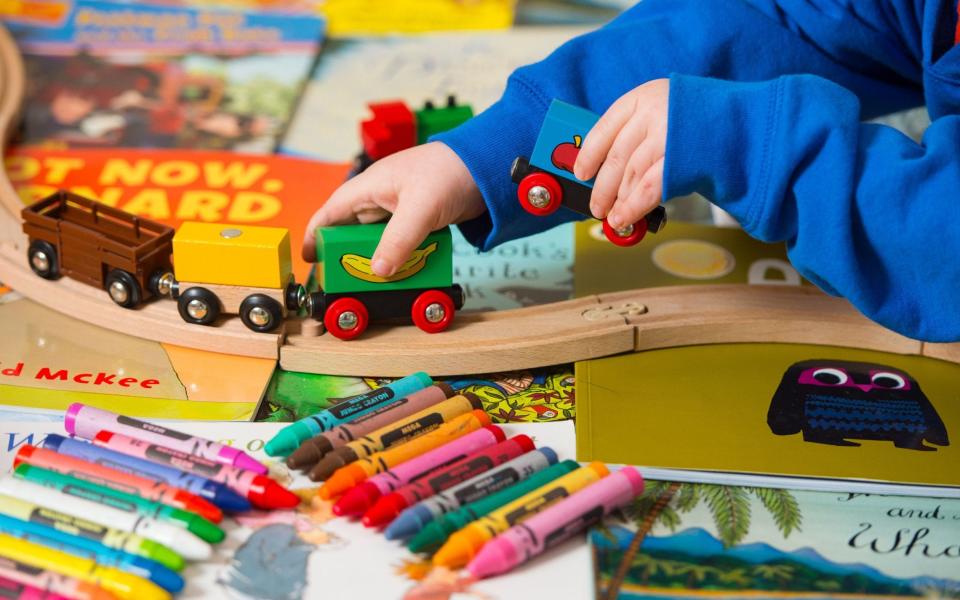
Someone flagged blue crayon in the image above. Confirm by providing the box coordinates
[385,447,558,541]
[43,434,250,512]
[0,512,184,593]
[265,371,433,457]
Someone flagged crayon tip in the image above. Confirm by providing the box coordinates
[265,422,314,457]
[64,402,83,435]
[185,514,226,544]
[179,493,223,524]
[433,528,486,569]
[286,438,329,470]
[233,453,268,476]
[407,521,449,554]
[385,505,432,541]
[319,464,367,500]
[142,539,186,572]
[467,536,516,580]
[332,481,381,517]
[309,451,349,482]
[251,479,301,510]
[131,556,185,594]
[362,493,407,528]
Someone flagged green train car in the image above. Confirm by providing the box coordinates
[308,223,464,340]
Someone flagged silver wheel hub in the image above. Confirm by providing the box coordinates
[248,306,271,327]
[31,251,49,272]
[338,311,358,330]
[425,302,446,323]
[156,273,175,296]
[109,281,129,304]
[528,186,551,209]
[187,299,209,320]
[615,224,634,237]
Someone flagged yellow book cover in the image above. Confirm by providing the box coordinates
[576,343,960,496]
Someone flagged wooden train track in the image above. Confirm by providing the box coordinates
[0,25,956,376]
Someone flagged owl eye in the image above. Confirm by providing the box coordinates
[872,372,906,389]
[812,368,848,385]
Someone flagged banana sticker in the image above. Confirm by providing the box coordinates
[340,242,438,283]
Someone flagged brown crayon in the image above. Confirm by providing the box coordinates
[308,393,483,481]
[287,384,455,470]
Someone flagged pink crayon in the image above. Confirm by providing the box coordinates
[65,403,268,475]
[333,426,505,517]
[0,573,70,600]
[467,467,644,579]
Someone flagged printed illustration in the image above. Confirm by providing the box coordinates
[551,135,582,173]
[218,523,314,600]
[767,359,950,451]
[592,482,960,599]
[340,242,438,284]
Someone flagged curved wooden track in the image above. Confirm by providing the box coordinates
[0,26,956,375]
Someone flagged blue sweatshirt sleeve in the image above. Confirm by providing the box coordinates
[664,73,960,342]
[433,0,922,251]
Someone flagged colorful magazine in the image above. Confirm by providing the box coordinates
[3,0,324,152]
[591,480,960,598]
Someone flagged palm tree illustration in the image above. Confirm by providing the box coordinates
[752,564,796,587]
[602,481,802,600]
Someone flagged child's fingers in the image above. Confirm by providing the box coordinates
[574,92,636,181]
[588,116,647,218]
[301,175,376,261]
[370,197,438,277]
[617,138,662,203]
[607,156,664,230]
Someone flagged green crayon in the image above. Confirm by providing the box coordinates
[407,459,579,554]
[14,464,225,544]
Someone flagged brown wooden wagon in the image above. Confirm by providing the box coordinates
[21,190,174,308]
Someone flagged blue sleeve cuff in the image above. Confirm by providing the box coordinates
[431,75,584,252]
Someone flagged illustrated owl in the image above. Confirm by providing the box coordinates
[766,359,949,451]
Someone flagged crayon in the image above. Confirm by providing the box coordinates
[13,445,223,524]
[286,384,456,470]
[468,467,644,578]
[0,493,184,571]
[387,448,557,541]
[43,434,250,513]
[65,402,267,475]
[14,464,224,544]
[92,431,298,510]
[407,459,579,555]
[0,573,70,600]
[266,372,433,457]
[0,512,184,593]
[332,422,502,516]
[364,435,534,529]
[0,533,170,600]
[0,556,111,600]
[308,393,483,481]
[319,410,490,500]
[432,462,609,569]
[0,478,211,561]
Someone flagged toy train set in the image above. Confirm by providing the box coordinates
[21,190,463,340]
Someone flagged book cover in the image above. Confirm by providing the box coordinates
[576,343,960,495]
[574,220,806,297]
[3,0,324,153]
[591,480,960,599]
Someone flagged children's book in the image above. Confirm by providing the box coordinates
[591,480,960,599]
[0,419,588,599]
[3,0,324,153]
[257,365,577,424]
[576,343,960,498]
[574,220,806,297]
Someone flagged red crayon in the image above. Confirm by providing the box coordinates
[362,435,535,528]
[13,445,222,523]
[93,432,298,510]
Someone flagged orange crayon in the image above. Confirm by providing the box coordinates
[318,410,490,500]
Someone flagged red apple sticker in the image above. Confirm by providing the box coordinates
[551,135,582,174]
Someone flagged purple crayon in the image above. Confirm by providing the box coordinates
[65,403,268,475]
[467,467,644,579]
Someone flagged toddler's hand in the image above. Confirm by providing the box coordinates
[573,79,668,230]
[302,142,485,277]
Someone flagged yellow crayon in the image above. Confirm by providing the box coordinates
[0,533,170,600]
[319,410,491,499]
[308,393,483,481]
[432,462,609,569]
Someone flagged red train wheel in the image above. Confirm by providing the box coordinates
[517,173,562,216]
[602,217,648,247]
[324,298,369,340]
[411,290,455,333]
